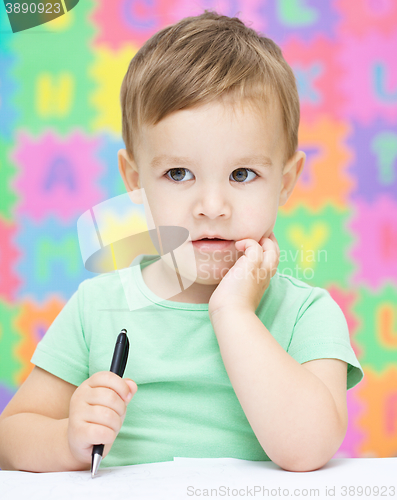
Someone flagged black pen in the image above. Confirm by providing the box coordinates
[91,328,130,478]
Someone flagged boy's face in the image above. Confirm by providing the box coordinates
[119,96,305,296]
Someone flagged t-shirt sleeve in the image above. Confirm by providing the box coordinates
[30,281,89,387]
[287,287,364,390]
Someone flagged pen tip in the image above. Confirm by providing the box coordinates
[91,453,102,478]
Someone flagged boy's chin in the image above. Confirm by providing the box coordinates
[194,261,235,283]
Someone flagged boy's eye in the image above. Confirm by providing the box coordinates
[230,168,257,183]
[166,168,194,182]
[165,167,258,183]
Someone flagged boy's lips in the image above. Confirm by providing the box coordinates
[193,233,230,240]
[192,239,234,251]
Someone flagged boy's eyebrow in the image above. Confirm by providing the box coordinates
[150,154,273,169]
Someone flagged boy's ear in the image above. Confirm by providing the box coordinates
[279,151,306,207]
[118,149,143,203]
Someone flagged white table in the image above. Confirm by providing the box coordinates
[1,457,396,500]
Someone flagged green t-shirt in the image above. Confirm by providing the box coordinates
[31,254,364,467]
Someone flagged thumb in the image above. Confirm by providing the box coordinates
[125,378,138,397]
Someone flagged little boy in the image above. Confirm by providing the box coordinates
[0,10,363,473]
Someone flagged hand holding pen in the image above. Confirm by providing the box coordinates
[67,329,137,474]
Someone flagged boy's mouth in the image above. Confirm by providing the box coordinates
[193,234,231,241]
[198,238,226,241]
[192,237,234,252]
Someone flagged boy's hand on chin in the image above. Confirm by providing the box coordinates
[208,232,280,322]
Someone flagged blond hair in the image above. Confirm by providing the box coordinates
[120,10,300,165]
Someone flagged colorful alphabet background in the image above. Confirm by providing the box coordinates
[1,0,397,460]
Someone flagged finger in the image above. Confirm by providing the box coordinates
[85,421,118,446]
[235,239,263,265]
[258,233,269,247]
[258,232,278,253]
[261,236,276,252]
[81,403,122,437]
[261,233,278,253]
[262,248,277,266]
[269,232,280,256]
[88,371,133,403]
[262,243,278,271]
[125,379,138,395]
[85,387,127,417]
[261,236,278,269]
[95,404,121,430]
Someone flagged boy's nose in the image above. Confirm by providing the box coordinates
[195,196,231,219]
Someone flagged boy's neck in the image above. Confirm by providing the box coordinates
[141,258,216,305]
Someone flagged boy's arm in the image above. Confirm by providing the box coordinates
[0,366,88,471]
[0,414,88,472]
[211,308,348,473]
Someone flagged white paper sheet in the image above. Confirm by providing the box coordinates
[0,457,396,500]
